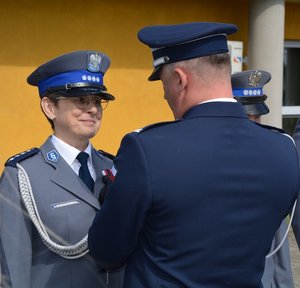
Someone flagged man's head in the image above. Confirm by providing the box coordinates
[138,22,238,81]
[138,22,238,118]
[232,70,271,123]
[27,50,114,147]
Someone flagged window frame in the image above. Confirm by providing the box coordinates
[282,40,300,118]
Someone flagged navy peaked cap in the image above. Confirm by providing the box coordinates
[27,50,115,100]
[138,22,238,81]
[232,70,271,116]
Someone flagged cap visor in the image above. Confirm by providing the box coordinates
[56,87,115,100]
[243,103,269,116]
[148,66,162,81]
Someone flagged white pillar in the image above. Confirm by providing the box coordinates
[248,0,285,127]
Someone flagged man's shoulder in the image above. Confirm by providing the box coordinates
[254,123,285,134]
[255,122,295,144]
[5,148,40,168]
[131,120,180,135]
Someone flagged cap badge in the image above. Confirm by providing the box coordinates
[248,71,262,87]
[87,53,102,72]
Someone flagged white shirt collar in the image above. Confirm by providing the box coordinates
[51,135,92,167]
[200,98,237,104]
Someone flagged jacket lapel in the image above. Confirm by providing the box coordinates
[92,149,108,201]
[40,138,100,210]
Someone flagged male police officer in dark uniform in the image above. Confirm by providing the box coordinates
[232,70,295,288]
[0,51,124,288]
[88,23,300,287]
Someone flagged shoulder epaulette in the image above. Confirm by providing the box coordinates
[133,120,179,134]
[5,148,40,168]
[254,122,285,133]
[98,149,115,160]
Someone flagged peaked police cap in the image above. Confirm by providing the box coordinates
[232,70,271,116]
[27,50,115,100]
[138,22,238,81]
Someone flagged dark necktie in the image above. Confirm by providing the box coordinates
[76,152,94,192]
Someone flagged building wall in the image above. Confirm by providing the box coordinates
[0,0,249,169]
[1,0,298,169]
[285,3,300,39]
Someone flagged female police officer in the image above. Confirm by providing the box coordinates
[0,51,124,288]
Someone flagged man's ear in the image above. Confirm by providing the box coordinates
[174,67,188,95]
[41,97,56,120]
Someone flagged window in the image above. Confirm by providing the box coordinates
[282,41,300,135]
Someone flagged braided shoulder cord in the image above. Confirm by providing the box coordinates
[17,163,89,259]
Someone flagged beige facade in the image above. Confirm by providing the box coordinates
[0,0,299,169]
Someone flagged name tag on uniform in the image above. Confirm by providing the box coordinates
[51,199,80,209]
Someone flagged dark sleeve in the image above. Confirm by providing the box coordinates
[88,133,152,269]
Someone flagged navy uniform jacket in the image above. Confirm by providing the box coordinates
[89,102,299,288]
[0,137,124,288]
[292,118,300,249]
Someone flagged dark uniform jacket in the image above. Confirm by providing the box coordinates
[89,102,300,288]
[0,137,124,288]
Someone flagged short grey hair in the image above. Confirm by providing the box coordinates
[165,52,231,77]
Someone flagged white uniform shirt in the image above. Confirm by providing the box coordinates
[51,135,96,181]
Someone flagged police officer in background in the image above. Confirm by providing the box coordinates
[232,70,270,123]
[88,22,299,287]
[292,120,300,250]
[232,69,295,288]
[0,51,124,288]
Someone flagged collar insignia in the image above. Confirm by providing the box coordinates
[47,150,59,162]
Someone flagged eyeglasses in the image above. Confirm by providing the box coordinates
[55,95,109,110]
